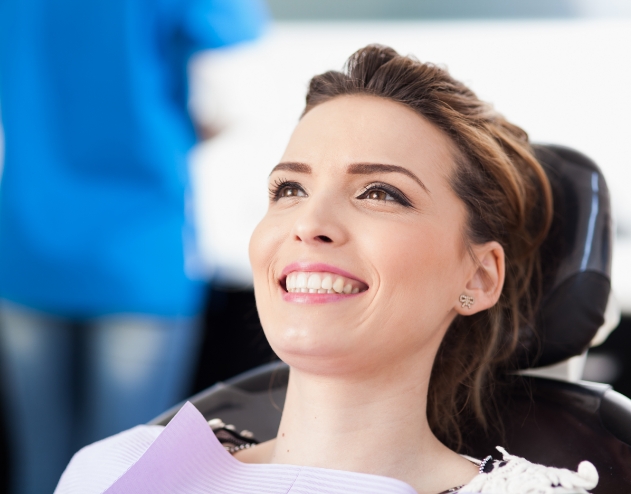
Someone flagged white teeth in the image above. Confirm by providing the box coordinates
[296,272,307,289]
[307,274,321,289]
[284,271,366,294]
[286,275,295,290]
[322,275,333,290]
[332,277,345,293]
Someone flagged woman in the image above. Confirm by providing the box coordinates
[55,45,599,494]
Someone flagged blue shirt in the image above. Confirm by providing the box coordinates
[0,0,267,317]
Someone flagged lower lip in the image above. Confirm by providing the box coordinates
[282,291,364,304]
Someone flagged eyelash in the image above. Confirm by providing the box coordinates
[269,178,303,201]
[268,178,413,208]
[357,182,413,207]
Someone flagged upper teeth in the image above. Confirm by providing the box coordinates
[285,272,365,294]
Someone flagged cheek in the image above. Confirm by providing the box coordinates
[369,219,463,335]
[249,214,296,347]
[249,216,281,313]
[249,215,282,281]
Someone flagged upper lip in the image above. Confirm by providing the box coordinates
[280,262,368,286]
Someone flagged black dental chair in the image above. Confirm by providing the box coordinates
[151,144,631,493]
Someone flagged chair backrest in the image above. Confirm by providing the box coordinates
[519,144,613,368]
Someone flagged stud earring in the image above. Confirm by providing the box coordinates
[459,294,474,309]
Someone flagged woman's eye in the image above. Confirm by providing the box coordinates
[359,187,397,203]
[358,184,413,207]
[279,186,305,198]
[269,180,307,201]
[365,189,391,201]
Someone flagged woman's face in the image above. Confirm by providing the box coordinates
[249,95,478,376]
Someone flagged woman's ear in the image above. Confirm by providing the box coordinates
[455,241,505,316]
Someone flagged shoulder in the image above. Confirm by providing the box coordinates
[461,447,599,494]
[54,425,164,494]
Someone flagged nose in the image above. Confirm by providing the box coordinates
[290,196,349,247]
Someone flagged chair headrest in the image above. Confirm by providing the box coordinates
[518,144,612,369]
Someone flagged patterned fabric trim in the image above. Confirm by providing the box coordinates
[207,418,259,454]
[437,486,464,493]
[462,446,598,493]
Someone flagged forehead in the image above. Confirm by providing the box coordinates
[281,95,458,181]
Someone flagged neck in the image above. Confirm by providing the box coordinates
[267,355,474,494]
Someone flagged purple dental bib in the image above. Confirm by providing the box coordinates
[103,401,419,494]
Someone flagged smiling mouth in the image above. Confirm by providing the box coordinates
[283,272,368,294]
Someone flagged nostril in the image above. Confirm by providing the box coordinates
[316,235,333,243]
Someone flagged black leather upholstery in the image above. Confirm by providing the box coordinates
[522,145,613,367]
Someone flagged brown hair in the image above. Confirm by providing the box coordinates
[303,45,553,450]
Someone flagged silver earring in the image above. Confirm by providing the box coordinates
[459,294,474,309]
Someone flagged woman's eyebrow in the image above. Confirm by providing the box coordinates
[270,162,312,175]
[347,163,430,193]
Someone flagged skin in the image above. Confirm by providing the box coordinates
[242,95,505,494]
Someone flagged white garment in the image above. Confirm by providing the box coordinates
[464,447,598,494]
[54,423,598,494]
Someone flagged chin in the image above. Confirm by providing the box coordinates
[266,324,356,370]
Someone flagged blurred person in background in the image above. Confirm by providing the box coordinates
[0,0,268,493]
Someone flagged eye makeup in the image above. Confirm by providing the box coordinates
[268,178,306,202]
[268,177,414,208]
[357,182,414,208]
